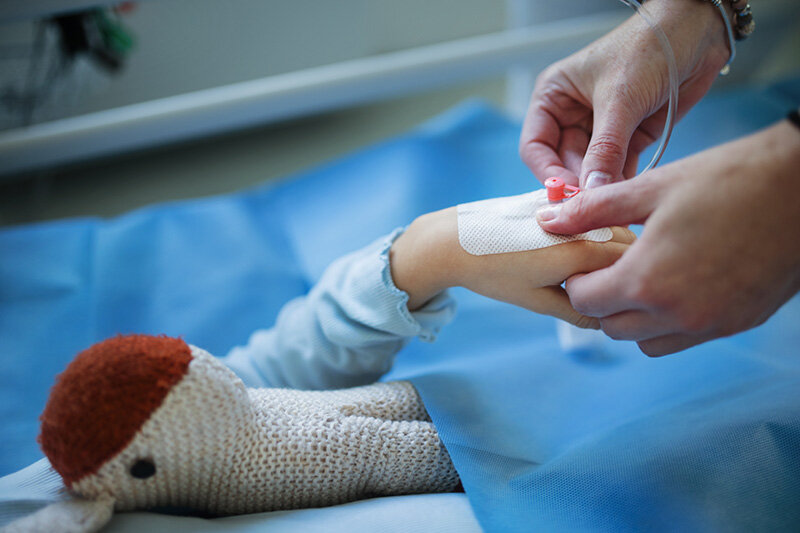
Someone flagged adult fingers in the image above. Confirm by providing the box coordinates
[520,103,580,186]
[536,176,659,235]
[559,126,591,179]
[599,310,674,341]
[579,97,641,189]
[565,262,642,318]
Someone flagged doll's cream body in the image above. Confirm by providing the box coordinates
[72,347,459,515]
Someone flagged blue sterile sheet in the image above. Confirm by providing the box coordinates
[1,76,799,532]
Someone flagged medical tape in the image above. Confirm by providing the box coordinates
[456,189,613,256]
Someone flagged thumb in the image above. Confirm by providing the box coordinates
[580,100,641,189]
[536,177,657,234]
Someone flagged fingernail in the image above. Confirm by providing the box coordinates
[536,204,561,223]
[584,171,613,189]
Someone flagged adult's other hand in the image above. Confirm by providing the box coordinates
[536,120,800,356]
[520,0,730,188]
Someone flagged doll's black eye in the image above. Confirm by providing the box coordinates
[130,459,156,479]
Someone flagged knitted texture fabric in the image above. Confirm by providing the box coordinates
[457,189,612,255]
[39,335,192,486]
[57,343,459,516]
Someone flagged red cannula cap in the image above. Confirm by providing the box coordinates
[545,177,580,202]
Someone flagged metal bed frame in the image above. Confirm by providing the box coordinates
[0,1,625,176]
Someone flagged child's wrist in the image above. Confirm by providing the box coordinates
[390,208,463,311]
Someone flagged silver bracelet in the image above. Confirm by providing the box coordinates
[707,0,737,75]
[729,0,755,41]
[706,1,755,74]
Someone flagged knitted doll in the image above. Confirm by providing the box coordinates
[6,334,459,533]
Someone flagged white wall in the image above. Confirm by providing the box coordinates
[0,0,508,126]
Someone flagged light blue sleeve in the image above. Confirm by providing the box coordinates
[221,228,456,390]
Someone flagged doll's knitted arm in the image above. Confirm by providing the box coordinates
[222,229,456,390]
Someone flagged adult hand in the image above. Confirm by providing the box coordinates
[520,0,730,188]
[536,121,800,355]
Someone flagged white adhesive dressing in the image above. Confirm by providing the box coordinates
[457,189,613,255]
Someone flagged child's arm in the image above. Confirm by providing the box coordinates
[224,209,633,390]
[222,229,457,390]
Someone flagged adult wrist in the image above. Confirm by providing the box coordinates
[646,0,724,34]
[626,0,729,76]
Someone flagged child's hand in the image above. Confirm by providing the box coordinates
[390,207,634,329]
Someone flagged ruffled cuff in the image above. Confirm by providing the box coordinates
[375,228,457,343]
[222,228,457,390]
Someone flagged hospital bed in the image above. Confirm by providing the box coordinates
[2,76,800,531]
[1,2,800,531]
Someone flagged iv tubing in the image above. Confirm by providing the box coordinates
[619,0,680,173]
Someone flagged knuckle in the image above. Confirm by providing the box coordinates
[587,134,628,163]
[564,194,593,225]
[559,192,617,234]
[536,63,562,88]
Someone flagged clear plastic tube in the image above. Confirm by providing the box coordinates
[619,0,680,173]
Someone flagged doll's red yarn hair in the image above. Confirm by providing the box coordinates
[39,334,192,486]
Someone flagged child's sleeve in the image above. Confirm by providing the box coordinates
[221,228,456,390]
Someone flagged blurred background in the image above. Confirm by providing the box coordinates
[0,0,798,227]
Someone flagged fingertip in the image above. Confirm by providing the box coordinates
[536,219,572,237]
[535,204,560,224]
[564,271,598,310]
[610,226,637,244]
[564,265,630,318]
[564,272,586,291]
[535,204,581,235]
[580,104,638,188]
[583,171,614,189]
